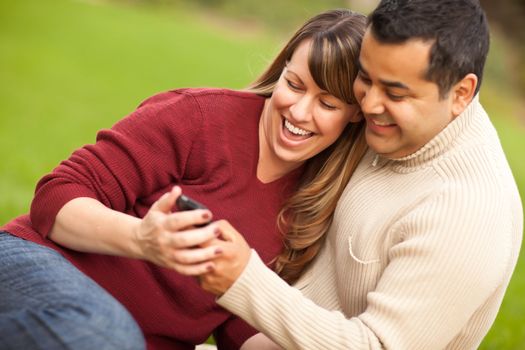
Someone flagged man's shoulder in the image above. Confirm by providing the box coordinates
[431,138,522,223]
[437,134,512,181]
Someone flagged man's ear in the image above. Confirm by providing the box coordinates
[451,73,478,117]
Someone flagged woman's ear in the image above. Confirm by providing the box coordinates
[348,105,363,123]
[451,73,477,117]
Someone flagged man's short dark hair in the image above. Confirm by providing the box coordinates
[368,0,490,97]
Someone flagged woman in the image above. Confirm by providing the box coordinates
[0,9,367,350]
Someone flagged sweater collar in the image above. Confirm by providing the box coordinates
[371,94,481,170]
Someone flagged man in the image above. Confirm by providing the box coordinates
[194,1,523,349]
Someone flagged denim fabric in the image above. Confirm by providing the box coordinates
[0,231,145,350]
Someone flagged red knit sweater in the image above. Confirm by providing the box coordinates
[3,88,302,349]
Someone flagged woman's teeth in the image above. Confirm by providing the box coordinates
[284,119,312,136]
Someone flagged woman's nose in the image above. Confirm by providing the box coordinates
[289,95,314,122]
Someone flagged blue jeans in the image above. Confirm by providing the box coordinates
[0,231,145,350]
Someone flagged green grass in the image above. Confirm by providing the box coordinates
[479,113,525,349]
[1,0,524,348]
[457,30,525,348]
[0,0,277,220]
[477,43,525,346]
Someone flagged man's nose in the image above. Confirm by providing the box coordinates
[360,86,385,115]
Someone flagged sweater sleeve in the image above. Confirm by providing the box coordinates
[217,251,383,350]
[217,183,516,349]
[30,91,203,237]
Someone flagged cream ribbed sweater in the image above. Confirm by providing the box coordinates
[217,96,523,350]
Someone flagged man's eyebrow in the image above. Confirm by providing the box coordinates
[381,79,410,90]
[358,61,410,90]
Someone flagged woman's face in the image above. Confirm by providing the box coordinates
[260,39,359,174]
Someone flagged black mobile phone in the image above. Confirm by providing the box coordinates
[175,194,208,211]
[175,194,209,227]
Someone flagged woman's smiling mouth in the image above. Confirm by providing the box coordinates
[283,119,314,140]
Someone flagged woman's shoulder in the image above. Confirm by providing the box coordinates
[138,88,263,110]
[119,88,264,133]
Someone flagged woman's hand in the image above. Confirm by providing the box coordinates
[197,220,252,295]
[134,186,220,274]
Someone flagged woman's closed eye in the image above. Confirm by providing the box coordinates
[286,79,303,91]
[320,100,337,110]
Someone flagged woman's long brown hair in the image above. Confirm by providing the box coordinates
[248,9,368,284]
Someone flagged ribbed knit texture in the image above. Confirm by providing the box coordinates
[2,88,303,350]
[218,96,523,350]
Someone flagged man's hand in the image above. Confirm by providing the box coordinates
[198,220,252,295]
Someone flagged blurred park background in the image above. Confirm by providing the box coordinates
[1,0,524,348]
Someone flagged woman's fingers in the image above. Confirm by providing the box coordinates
[165,224,218,249]
[172,245,222,265]
[164,209,212,231]
[163,238,222,275]
[150,187,213,230]
[150,186,181,213]
[170,260,215,276]
[165,233,228,276]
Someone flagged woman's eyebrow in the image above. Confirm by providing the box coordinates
[284,69,304,84]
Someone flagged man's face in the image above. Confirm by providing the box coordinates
[353,29,457,159]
